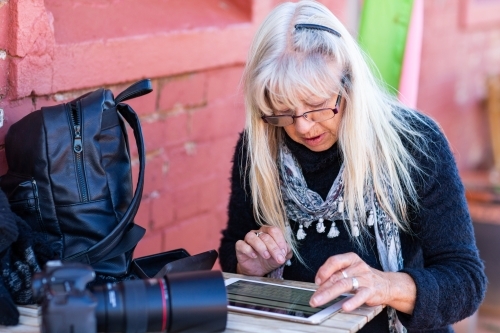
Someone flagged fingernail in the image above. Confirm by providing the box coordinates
[278,254,285,263]
[343,301,352,312]
[264,251,270,259]
[312,295,323,304]
[281,248,286,255]
[251,252,257,258]
[315,278,321,285]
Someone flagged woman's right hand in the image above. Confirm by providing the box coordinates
[235,226,293,276]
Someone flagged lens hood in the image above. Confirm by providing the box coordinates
[165,270,228,333]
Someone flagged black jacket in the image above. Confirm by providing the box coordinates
[0,189,55,326]
[219,114,487,332]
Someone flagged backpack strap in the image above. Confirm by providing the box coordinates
[64,80,151,267]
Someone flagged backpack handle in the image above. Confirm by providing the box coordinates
[115,79,153,104]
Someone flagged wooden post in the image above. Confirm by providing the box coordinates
[487,76,500,176]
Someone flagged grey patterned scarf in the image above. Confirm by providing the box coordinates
[279,142,407,333]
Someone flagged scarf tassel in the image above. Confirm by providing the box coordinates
[327,221,340,238]
[316,218,326,233]
[351,221,360,237]
[337,197,344,213]
[297,224,307,240]
[367,210,375,226]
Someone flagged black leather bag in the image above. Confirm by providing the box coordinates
[0,79,151,278]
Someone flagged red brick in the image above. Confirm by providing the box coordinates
[163,137,237,194]
[143,154,169,196]
[133,232,163,259]
[0,56,8,97]
[190,99,245,142]
[141,113,190,152]
[165,144,222,190]
[173,176,222,221]
[164,112,190,148]
[203,136,239,174]
[33,95,60,110]
[0,4,8,48]
[131,153,168,195]
[151,191,175,229]
[134,197,151,231]
[164,145,202,188]
[206,66,244,103]
[162,213,220,255]
[158,73,207,112]
[142,120,167,152]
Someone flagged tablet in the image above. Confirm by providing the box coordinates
[225,278,352,324]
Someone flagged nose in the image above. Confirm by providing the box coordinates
[293,114,315,134]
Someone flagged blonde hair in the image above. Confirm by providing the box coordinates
[242,0,428,257]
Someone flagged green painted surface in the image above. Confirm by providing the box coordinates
[358,0,414,94]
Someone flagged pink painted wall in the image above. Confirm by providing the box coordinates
[0,0,499,268]
[418,0,500,171]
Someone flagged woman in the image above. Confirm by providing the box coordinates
[218,1,486,332]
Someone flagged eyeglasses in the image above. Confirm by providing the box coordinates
[261,93,342,127]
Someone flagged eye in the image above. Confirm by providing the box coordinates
[307,99,329,108]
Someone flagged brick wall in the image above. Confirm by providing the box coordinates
[0,0,499,268]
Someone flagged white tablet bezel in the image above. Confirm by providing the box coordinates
[225,277,352,325]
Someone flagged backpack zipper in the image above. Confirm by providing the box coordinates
[68,101,89,202]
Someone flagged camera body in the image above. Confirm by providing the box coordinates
[33,260,228,333]
[32,261,98,333]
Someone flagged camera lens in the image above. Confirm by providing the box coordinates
[93,278,168,333]
[91,270,227,333]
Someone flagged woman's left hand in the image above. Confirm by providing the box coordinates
[309,252,416,314]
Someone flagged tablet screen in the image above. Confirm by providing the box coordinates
[226,280,347,318]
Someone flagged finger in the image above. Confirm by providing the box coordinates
[310,276,353,307]
[244,231,272,260]
[260,226,289,254]
[257,232,287,264]
[235,240,257,259]
[326,269,348,285]
[342,287,371,312]
[315,252,360,285]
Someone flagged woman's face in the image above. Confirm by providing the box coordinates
[277,93,344,152]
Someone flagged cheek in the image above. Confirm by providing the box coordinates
[325,114,343,133]
[283,125,297,139]
[322,120,340,134]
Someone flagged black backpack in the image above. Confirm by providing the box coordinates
[0,79,150,278]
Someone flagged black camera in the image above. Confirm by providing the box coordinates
[32,260,228,333]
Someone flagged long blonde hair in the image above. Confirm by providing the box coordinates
[243,0,428,257]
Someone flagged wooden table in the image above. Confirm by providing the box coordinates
[0,273,383,333]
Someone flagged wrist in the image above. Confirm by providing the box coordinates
[386,272,416,314]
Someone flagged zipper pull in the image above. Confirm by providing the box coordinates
[73,125,83,153]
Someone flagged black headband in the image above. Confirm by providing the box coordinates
[294,23,341,37]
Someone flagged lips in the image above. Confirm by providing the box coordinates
[303,133,324,146]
